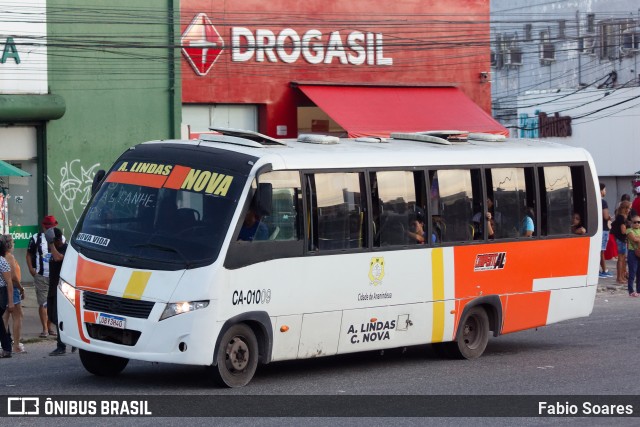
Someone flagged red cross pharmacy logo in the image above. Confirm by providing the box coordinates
[181,13,224,76]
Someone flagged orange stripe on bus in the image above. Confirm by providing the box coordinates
[453,238,590,299]
[163,165,192,189]
[451,238,589,336]
[75,256,116,295]
[75,290,90,343]
[502,291,551,334]
[83,311,98,324]
[106,171,168,188]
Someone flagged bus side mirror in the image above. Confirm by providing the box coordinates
[256,182,272,216]
[91,169,106,196]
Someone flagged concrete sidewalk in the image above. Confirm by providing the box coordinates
[8,259,632,344]
[599,257,636,294]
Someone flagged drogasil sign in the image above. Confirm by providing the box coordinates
[182,13,394,76]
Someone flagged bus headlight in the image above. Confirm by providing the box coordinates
[160,301,209,321]
[59,279,76,307]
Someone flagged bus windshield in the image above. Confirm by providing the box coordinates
[72,150,250,270]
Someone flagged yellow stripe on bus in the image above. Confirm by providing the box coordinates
[431,248,445,343]
[123,271,152,300]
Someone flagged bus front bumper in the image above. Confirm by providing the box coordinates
[57,290,219,366]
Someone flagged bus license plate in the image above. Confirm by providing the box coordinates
[97,313,126,329]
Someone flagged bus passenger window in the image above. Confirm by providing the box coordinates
[489,167,533,239]
[540,166,574,236]
[249,171,302,242]
[430,169,475,243]
[313,172,367,250]
[372,171,422,246]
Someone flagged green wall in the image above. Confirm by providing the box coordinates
[46,0,181,235]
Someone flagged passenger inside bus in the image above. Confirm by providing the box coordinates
[472,197,496,240]
[238,204,269,242]
[432,215,445,243]
[521,207,535,237]
[406,207,427,244]
[571,212,587,235]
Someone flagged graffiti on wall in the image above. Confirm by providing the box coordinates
[47,159,101,230]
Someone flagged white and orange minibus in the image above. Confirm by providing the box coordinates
[57,129,601,387]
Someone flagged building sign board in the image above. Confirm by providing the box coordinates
[181,13,393,75]
[181,13,225,76]
[0,0,48,94]
[9,225,39,249]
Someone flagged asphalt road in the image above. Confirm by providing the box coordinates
[1,287,639,426]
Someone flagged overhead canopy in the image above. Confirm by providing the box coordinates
[0,94,66,122]
[295,85,509,138]
[0,160,30,177]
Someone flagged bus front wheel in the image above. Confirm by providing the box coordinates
[211,324,258,388]
[451,306,490,359]
[79,349,129,377]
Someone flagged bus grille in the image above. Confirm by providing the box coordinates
[85,323,141,346]
[83,292,155,319]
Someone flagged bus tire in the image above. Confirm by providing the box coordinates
[79,349,129,377]
[211,324,258,388]
[450,306,490,359]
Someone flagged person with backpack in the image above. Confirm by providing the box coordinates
[26,215,59,338]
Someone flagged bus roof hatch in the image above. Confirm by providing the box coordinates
[202,127,287,147]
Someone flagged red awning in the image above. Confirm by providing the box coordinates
[296,85,508,138]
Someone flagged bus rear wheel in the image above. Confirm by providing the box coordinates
[450,306,489,359]
[211,324,258,388]
[79,349,129,377]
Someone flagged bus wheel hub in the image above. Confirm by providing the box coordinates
[227,337,249,371]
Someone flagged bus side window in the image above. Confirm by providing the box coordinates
[570,166,589,234]
[489,167,534,239]
[539,165,574,236]
[254,171,302,241]
[313,172,367,250]
[373,170,422,246]
[430,169,475,243]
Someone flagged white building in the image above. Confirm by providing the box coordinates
[491,0,640,202]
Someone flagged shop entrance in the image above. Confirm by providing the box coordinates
[0,126,39,277]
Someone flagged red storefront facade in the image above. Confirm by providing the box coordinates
[180,0,505,138]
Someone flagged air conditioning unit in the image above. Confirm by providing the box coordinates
[539,43,556,62]
[620,29,639,55]
[581,36,596,55]
[505,49,523,65]
[509,49,522,65]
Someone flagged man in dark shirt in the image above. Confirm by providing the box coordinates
[45,227,70,356]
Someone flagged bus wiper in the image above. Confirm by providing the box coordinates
[131,243,191,268]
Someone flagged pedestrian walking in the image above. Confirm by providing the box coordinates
[632,185,640,218]
[0,239,15,358]
[612,201,631,284]
[1,235,25,354]
[26,215,59,338]
[625,214,640,297]
[45,227,72,356]
[599,183,613,278]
